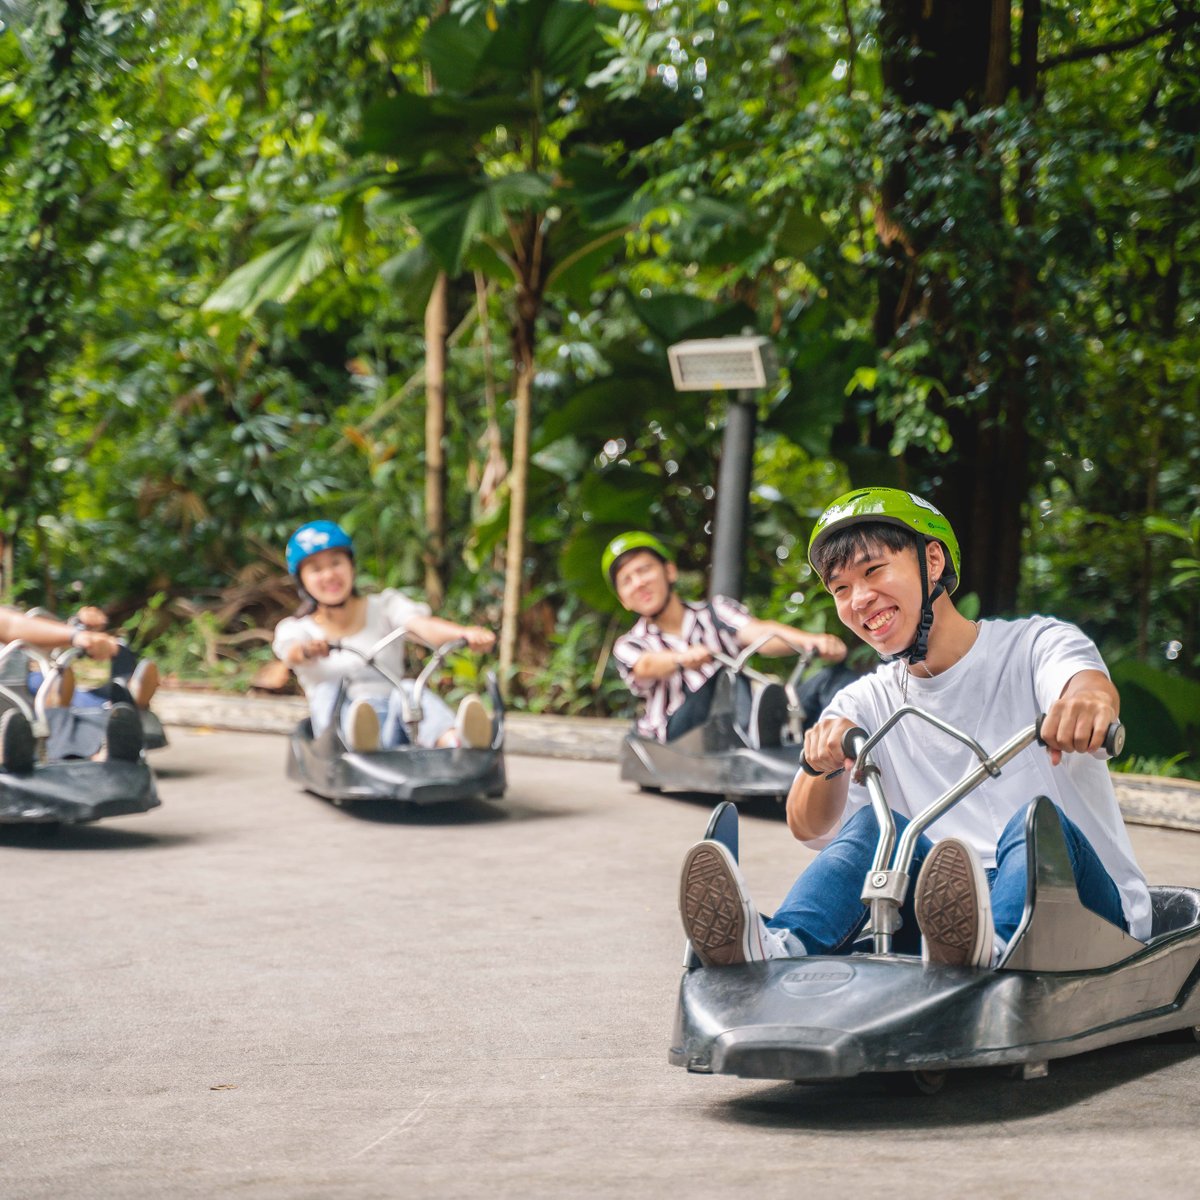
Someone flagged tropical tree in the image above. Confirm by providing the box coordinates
[206,0,677,691]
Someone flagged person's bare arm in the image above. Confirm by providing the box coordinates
[281,638,331,667]
[406,614,496,653]
[1039,669,1119,766]
[736,618,847,661]
[0,608,119,660]
[630,644,712,681]
[785,715,857,840]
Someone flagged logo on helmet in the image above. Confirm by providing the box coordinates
[908,493,941,515]
[294,527,332,554]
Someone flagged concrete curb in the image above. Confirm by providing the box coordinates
[152,688,628,762]
[151,688,1200,833]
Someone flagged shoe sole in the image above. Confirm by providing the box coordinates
[1,709,35,774]
[915,839,992,967]
[105,704,145,763]
[748,684,788,749]
[679,842,760,967]
[347,701,380,753]
[456,696,492,749]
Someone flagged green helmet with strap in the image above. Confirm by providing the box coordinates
[602,531,673,591]
[807,487,960,593]
[807,487,961,666]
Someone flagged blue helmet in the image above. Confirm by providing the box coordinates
[286,521,354,576]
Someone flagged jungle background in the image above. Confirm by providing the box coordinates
[1,1,1198,773]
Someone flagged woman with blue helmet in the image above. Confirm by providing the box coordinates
[273,520,495,751]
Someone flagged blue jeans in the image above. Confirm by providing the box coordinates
[27,644,143,710]
[765,802,1127,956]
[308,681,455,749]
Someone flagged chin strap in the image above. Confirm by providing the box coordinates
[880,544,944,667]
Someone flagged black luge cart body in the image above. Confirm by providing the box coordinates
[0,643,159,828]
[285,632,506,807]
[671,711,1200,1085]
[621,642,821,802]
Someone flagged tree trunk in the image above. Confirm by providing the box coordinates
[875,1,1035,614]
[498,301,536,695]
[423,272,448,608]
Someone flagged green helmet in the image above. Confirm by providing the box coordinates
[807,487,961,593]
[602,531,673,591]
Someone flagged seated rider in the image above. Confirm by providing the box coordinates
[679,488,1152,969]
[0,606,146,765]
[272,521,495,752]
[603,532,851,747]
[22,606,159,710]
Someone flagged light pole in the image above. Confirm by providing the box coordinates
[667,335,778,600]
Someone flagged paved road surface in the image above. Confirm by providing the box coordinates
[3,729,1199,1199]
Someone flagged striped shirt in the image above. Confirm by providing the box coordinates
[612,596,750,740]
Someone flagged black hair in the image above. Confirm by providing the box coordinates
[813,521,958,594]
[609,546,667,586]
[812,522,922,583]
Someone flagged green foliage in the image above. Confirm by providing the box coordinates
[1,0,1198,743]
[1109,660,1200,765]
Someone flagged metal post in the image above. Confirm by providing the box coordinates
[708,390,756,601]
[666,336,775,603]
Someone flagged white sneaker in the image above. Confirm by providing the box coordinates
[454,694,492,749]
[915,838,994,968]
[680,840,791,967]
[345,699,380,753]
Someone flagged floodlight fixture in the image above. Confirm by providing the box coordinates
[667,336,778,393]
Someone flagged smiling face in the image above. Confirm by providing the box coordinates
[826,538,945,657]
[298,547,355,607]
[613,550,676,617]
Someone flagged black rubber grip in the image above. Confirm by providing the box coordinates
[1105,721,1126,759]
[1036,714,1124,758]
[841,725,869,758]
[800,725,867,778]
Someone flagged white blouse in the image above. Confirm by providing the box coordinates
[272,589,431,699]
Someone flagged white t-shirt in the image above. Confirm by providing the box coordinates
[815,615,1152,942]
[272,590,431,700]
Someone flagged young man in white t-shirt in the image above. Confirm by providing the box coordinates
[679,487,1151,969]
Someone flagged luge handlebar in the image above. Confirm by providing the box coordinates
[1035,714,1125,759]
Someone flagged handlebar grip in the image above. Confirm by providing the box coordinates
[799,725,868,778]
[841,726,869,758]
[1036,714,1125,758]
[1105,721,1126,759]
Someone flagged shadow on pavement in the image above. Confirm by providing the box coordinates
[715,1039,1200,1130]
[647,790,787,823]
[307,795,574,827]
[147,765,201,780]
[0,824,198,852]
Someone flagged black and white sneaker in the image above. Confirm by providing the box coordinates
[0,709,35,774]
[679,840,792,967]
[104,703,145,763]
[915,838,994,968]
[747,682,789,749]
